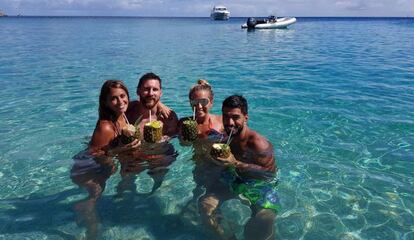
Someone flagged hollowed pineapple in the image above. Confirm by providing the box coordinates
[121,124,140,144]
[210,143,231,159]
[144,120,163,143]
[182,119,198,141]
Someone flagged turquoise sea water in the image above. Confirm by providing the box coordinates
[0,17,413,239]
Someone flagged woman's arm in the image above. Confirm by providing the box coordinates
[89,121,116,155]
[89,121,140,156]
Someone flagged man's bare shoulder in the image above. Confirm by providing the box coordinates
[247,130,272,153]
[246,129,276,172]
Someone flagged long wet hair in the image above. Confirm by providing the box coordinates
[98,80,130,121]
[189,79,214,100]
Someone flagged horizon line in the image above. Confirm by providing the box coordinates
[1,15,413,18]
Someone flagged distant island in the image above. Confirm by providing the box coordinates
[0,10,8,17]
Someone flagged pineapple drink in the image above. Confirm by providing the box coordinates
[143,120,163,143]
[210,143,231,159]
[182,119,198,141]
[121,124,140,144]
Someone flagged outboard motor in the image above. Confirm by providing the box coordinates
[246,17,257,29]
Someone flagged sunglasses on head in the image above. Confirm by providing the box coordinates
[190,98,210,107]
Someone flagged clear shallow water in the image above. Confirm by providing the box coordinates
[0,17,413,239]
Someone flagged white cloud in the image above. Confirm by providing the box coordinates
[336,0,368,11]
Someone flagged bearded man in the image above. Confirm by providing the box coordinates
[126,72,178,136]
[118,72,178,195]
[200,95,278,240]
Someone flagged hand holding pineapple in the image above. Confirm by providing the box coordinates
[210,143,238,167]
[107,129,141,156]
[212,152,238,167]
[121,124,141,144]
[181,119,198,141]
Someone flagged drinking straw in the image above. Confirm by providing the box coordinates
[123,113,130,125]
[226,127,234,145]
[149,110,152,122]
[193,106,196,120]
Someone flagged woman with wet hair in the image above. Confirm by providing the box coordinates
[178,80,229,235]
[178,79,224,140]
[71,79,139,239]
[89,79,140,155]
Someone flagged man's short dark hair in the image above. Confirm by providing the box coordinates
[137,72,162,92]
[222,95,248,115]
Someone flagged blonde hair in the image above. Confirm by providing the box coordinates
[189,79,214,100]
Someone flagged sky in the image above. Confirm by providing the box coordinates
[1,0,414,17]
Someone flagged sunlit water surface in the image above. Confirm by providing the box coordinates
[0,17,413,239]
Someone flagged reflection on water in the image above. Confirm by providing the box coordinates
[67,135,279,239]
[117,140,178,197]
[71,150,117,240]
[70,139,179,239]
[183,137,280,240]
[1,17,413,240]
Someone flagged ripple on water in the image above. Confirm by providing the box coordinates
[342,213,367,232]
[303,213,346,239]
[356,157,392,171]
[310,188,333,202]
[155,178,194,215]
[385,211,414,235]
[310,185,369,219]
[365,200,400,227]
[338,232,362,240]
[220,199,252,239]
[102,226,153,240]
[360,225,399,240]
[0,232,54,239]
[339,172,366,187]
[277,210,306,239]
[0,17,414,239]
[404,231,414,240]
[277,183,300,211]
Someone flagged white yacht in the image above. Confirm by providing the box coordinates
[210,5,230,20]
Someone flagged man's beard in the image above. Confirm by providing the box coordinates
[141,96,159,109]
[225,124,243,137]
